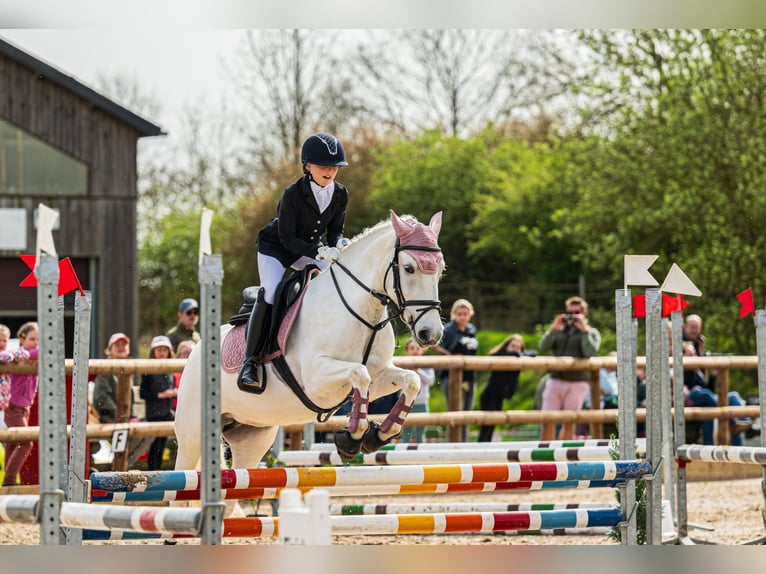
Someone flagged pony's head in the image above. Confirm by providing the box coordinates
[389,210,445,347]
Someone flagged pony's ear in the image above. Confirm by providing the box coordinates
[390,209,411,238]
[428,211,443,237]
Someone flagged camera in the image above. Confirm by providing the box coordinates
[564,313,577,325]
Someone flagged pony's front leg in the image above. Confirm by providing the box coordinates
[310,360,371,462]
[362,367,421,454]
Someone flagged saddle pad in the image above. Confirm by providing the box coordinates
[221,324,246,373]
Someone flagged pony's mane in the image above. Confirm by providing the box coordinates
[348,214,420,246]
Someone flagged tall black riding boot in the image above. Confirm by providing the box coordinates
[237,287,272,390]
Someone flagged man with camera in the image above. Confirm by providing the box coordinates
[538,296,601,440]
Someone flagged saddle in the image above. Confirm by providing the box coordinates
[228,264,319,361]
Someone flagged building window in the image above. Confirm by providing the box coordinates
[0,118,87,196]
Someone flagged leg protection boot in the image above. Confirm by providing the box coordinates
[237,287,272,391]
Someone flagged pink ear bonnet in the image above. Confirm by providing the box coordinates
[390,210,444,274]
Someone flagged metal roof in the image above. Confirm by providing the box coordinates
[0,36,166,138]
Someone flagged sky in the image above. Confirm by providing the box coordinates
[2,1,765,156]
[0,29,248,143]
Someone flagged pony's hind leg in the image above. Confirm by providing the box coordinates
[221,423,280,517]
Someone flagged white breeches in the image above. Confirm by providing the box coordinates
[257,252,329,304]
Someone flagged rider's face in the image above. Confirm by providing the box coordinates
[305,163,339,186]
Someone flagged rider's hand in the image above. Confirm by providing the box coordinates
[336,237,351,249]
[317,246,341,262]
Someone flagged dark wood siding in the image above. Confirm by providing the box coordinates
[0,51,145,355]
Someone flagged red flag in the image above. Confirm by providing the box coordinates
[18,255,84,296]
[662,293,689,317]
[737,287,755,319]
[633,294,646,318]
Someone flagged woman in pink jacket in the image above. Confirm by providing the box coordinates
[1,322,39,487]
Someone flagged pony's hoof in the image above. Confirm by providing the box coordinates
[360,421,394,454]
[334,430,363,462]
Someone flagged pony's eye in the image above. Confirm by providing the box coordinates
[403,263,415,274]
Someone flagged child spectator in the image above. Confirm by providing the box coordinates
[478,333,529,442]
[0,324,11,429]
[1,322,39,486]
[140,336,177,470]
[399,339,435,444]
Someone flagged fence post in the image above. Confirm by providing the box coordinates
[715,367,730,446]
[447,368,463,442]
[588,369,602,439]
[111,373,133,471]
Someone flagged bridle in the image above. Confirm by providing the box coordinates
[330,238,442,364]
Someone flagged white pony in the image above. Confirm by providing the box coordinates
[174,210,445,479]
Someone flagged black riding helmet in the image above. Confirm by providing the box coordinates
[301,132,348,170]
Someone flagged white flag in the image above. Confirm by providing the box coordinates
[199,208,214,265]
[624,254,659,291]
[35,203,58,263]
[661,263,702,297]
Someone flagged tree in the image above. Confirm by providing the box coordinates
[233,29,364,168]
[561,30,766,372]
[351,30,581,137]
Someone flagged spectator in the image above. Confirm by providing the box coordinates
[399,339,436,444]
[682,313,716,389]
[433,299,479,441]
[682,314,706,357]
[538,296,601,440]
[598,351,619,409]
[90,332,151,467]
[166,298,201,354]
[140,336,177,470]
[1,322,39,486]
[478,334,529,443]
[173,340,196,411]
[680,341,751,446]
[0,324,11,429]
[238,132,351,390]
[93,333,133,423]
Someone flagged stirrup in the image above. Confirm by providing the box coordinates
[237,360,266,394]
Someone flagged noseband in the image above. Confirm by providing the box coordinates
[330,238,442,364]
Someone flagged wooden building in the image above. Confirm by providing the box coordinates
[0,37,164,356]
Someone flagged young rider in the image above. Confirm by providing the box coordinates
[238,132,351,390]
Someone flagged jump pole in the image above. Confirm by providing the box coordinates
[36,253,66,544]
[615,287,637,544]
[307,438,646,451]
[84,507,624,540]
[748,309,766,543]
[277,446,642,466]
[198,209,225,544]
[90,478,629,503]
[65,289,92,545]
[89,460,652,492]
[644,288,664,544]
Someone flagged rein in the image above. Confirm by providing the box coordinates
[329,238,442,364]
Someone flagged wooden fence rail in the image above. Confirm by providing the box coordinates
[0,355,757,446]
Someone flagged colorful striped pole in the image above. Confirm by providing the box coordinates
[330,501,618,515]
[90,479,625,503]
[309,439,645,451]
[278,446,638,466]
[60,502,201,534]
[80,507,622,539]
[89,461,651,493]
[677,444,766,465]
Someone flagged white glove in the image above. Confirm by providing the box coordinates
[317,245,341,262]
[336,237,351,249]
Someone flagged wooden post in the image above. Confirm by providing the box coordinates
[111,373,133,471]
[715,367,730,446]
[588,369,603,438]
[447,368,463,442]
